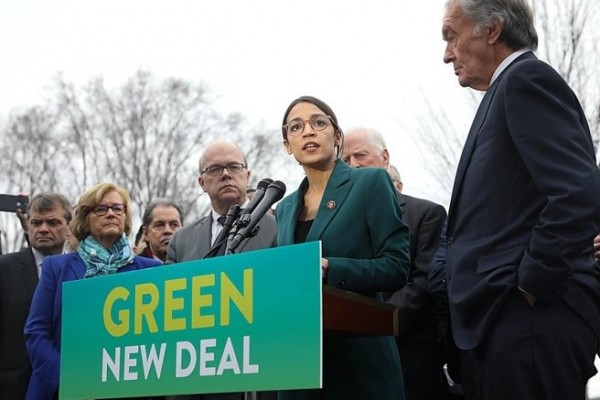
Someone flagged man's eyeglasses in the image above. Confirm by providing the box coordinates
[283,115,334,137]
[92,204,127,216]
[201,162,246,177]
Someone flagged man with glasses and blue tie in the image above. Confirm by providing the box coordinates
[167,140,277,266]
[166,140,277,400]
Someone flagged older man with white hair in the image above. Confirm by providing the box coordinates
[343,127,447,400]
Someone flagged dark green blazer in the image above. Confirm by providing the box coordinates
[276,160,410,400]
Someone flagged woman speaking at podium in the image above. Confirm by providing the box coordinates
[276,96,411,400]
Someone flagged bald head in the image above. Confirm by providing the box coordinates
[198,141,250,215]
[199,141,248,173]
[342,127,389,169]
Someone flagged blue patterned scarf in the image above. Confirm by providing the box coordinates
[78,234,135,278]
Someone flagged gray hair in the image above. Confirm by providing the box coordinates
[388,165,402,183]
[448,0,538,50]
[346,127,388,153]
[365,128,387,153]
[142,199,184,227]
[27,192,73,223]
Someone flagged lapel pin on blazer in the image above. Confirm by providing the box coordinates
[326,200,336,210]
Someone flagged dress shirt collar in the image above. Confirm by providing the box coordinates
[31,247,45,266]
[31,247,45,277]
[210,200,249,245]
[210,199,250,225]
[490,49,531,86]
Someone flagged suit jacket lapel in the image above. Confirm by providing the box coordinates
[195,214,213,257]
[67,253,86,279]
[397,192,406,211]
[17,248,39,294]
[306,160,353,242]
[449,51,537,220]
[448,82,499,219]
[278,184,304,245]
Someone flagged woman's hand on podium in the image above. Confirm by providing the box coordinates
[321,258,329,280]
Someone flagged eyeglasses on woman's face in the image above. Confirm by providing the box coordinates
[201,162,246,177]
[283,115,333,137]
[92,204,126,216]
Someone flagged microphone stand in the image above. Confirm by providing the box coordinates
[225,180,286,255]
[224,215,261,255]
[202,204,241,259]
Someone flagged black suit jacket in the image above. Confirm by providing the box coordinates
[385,193,446,343]
[446,51,600,350]
[0,247,38,399]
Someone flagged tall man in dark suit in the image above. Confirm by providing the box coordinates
[0,192,72,400]
[441,1,600,398]
[343,127,447,400]
[166,140,277,400]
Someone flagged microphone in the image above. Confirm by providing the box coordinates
[242,178,273,215]
[226,180,286,254]
[202,204,241,258]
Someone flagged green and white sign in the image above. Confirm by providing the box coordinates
[60,242,323,399]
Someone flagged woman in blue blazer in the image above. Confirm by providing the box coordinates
[24,183,162,399]
[276,96,411,400]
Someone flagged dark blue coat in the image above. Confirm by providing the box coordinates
[24,251,161,399]
[445,51,600,351]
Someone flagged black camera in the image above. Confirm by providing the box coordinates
[0,194,29,213]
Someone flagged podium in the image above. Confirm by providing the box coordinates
[60,243,389,398]
[323,285,399,337]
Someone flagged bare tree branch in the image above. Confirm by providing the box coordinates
[0,70,291,251]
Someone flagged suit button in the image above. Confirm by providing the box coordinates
[339,279,346,288]
[447,236,454,245]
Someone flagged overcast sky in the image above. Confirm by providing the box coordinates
[0,0,476,206]
[1,0,599,390]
